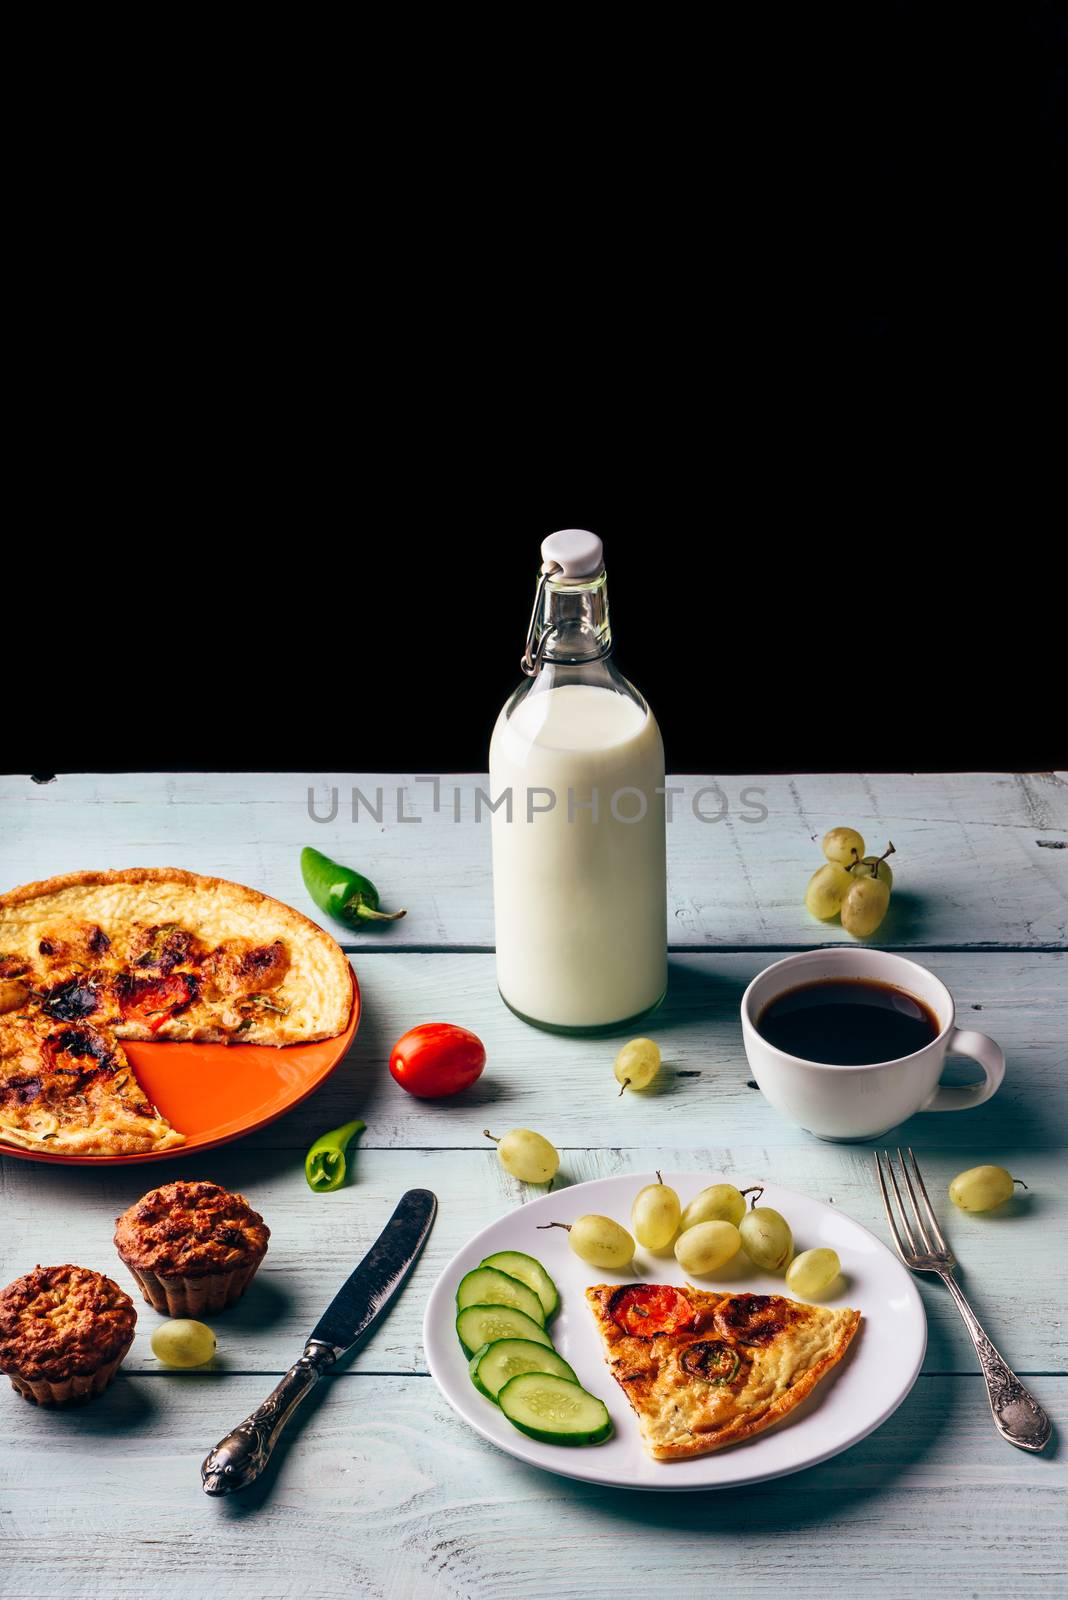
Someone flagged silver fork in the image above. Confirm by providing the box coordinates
[875,1148,1052,1452]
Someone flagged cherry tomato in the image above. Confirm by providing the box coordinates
[388,1023,486,1099]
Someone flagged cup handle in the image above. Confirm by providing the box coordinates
[921,1028,1005,1112]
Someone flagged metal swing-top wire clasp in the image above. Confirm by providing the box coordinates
[520,560,563,677]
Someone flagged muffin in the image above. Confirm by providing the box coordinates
[0,1265,136,1404]
[114,1180,270,1316]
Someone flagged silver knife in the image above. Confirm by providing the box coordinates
[201,1188,437,1495]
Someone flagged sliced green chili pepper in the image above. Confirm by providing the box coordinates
[681,1340,742,1385]
[301,846,407,930]
[305,1118,366,1192]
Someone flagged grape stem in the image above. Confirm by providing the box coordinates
[536,1222,572,1232]
[1013,1177,1029,1189]
[656,1170,663,1185]
[742,1185,765,1209]
[871,839,896,877]
[618,1079,630,1097]
[847,840,897,877]
[483,1130,500,1143]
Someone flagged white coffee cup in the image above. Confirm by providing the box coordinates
[740,948,1005,1142]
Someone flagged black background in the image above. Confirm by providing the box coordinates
[8,5,1064,779]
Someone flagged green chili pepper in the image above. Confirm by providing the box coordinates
[305,1118,366,1192]
[301,846,407,930]
[681,1341,742,1385]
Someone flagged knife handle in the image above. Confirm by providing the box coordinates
[201,1340,335,1495]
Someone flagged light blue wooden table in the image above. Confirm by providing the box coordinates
[1,771,1065,1599]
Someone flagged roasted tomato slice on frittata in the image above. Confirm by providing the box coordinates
[608,1283,696,1337]
[117,972,199,1032]
[42,1024,113,1074]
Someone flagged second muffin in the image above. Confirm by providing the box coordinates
[0,1265,136,1404]
[114,1180,270,1316]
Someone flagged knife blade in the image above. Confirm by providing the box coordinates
[201,1188,437,1495]
[309,1187,437,1356]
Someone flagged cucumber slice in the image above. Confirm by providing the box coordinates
[456,1304,554,1359]
[455,1266,545,1327]
[479,1251,559,1320]
[469,1339,577,1403]
[498,1373,613,1446]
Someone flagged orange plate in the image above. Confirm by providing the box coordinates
[1,971,361,1166]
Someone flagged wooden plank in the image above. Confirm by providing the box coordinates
[2,1145,1063,1376]
[2,770,1065,949]
[0,1372,1062,1599]
[0,949,1056,1156]
[253,950,1060,1151]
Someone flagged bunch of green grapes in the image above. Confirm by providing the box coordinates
[671,1184,840,1296]
[540,1178,844,1301]
[805,828,897,938]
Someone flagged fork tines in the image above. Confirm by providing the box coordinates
[875,1147,954,1268]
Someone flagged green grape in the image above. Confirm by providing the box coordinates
[785,1248,841,1299]
[739,1205,792,1271]
[614,1037,661,1094]
[840,873,891,938]
[949,1164,1025,1212]
[855,854,893,889]
[673,1220,742,1276]
[631,1176,681,1249]
[151,1319,216,1369]
[491,1128,560,1183]
[822,827,865,867]
[805,862,852,920]
[678,1183,747,1232]
[547,1214,635,1269]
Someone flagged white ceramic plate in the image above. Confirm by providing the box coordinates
[423,1171,926,1490]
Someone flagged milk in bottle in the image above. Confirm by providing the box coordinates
[488,530,667,1032]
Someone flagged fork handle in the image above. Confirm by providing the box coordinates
[937,1271,1052,1452]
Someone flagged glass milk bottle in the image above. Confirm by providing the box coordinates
[489,529,667,1033]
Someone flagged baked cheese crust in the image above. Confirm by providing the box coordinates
[0,868,353,1156]
[587,1283,860,1460]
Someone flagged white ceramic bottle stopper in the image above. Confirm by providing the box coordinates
[540,528,604,581]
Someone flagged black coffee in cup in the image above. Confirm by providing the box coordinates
[756,978,940,1067]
